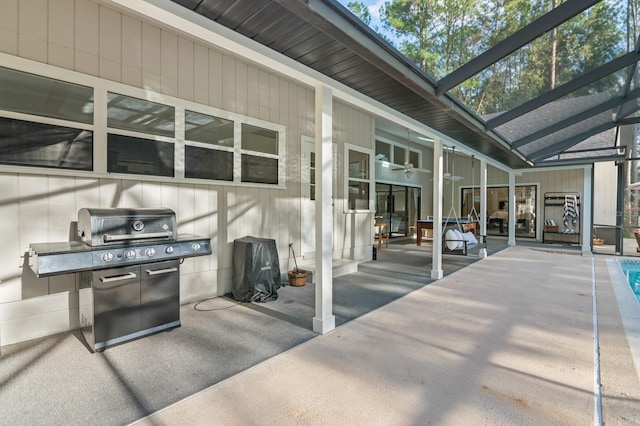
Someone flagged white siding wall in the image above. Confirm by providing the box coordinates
[594,162,617,226]
[0,0,374,345]
[518,168,585,238]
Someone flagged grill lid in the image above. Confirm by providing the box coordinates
[77,208,177,247]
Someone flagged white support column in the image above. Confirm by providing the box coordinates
[431,137,444,279]
[313,84,335,335]
[582,165,593,252]
[479,159,488,259]
[508,171,516,246]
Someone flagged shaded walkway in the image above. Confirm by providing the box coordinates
[0,238,492,426]
[1,244,638,425]
[136,246,640,425]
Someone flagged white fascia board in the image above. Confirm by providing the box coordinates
[103,0,513,172]
[517,164,592,173]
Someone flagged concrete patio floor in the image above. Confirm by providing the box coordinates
[1,239,639,425]
[134,244,640,426]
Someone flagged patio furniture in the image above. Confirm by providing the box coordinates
[416,218,479,246]
[442,224,486,256]
[374,222,389,249]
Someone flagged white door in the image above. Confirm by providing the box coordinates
[301,137,316,258]
[301,137,336,259]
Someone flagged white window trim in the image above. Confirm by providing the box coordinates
[344,143,374,213]
[0,53,287,189]
[375,135,422,169]
[301,135,338,202]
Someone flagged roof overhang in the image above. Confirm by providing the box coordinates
[153,0,533,169]
[111,0,630,170]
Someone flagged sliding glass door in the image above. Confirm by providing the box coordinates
[461,185,537,238]
[375,183,421,238]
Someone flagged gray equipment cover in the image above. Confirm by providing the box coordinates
[232,236,281,302]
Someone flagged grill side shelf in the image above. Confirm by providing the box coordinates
[28,236,212,277]
[30,250,94,277]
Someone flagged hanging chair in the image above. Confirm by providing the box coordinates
[441,148,481,256]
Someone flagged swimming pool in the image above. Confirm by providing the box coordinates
[616,259,640,305]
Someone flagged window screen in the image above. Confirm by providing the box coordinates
[107,134,174,177]
[0,117,92,170]
[185,145,233,181]
[241,154,278,184]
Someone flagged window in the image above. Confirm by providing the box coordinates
[184,110,234,180]
[409,150,419,168]
[107,93,174,137]
[241,155,278,184]
[241,123,279,184]
[0,64,285,187]
[0,66,94,124]
[0,67,94,171]
[185,110,233,147]
[185,145,233,180]
[347,147,372,210]
[106,93,175,177]
[394,145,406,164]
[375,140,390,161]
[107,134,174,177]
[241,123,277,154]
[0,117,92,170]
[310,151,316,201]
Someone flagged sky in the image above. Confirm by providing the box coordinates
[337,0,385,27]
[336,0,394,41]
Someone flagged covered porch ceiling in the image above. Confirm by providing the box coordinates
[169,0,638,169]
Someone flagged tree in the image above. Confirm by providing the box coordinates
[347,1,372,26]
[381,0,481,77]
[347,2,393,42]
[371,0,624,114]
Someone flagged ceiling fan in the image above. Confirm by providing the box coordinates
[443,146,464,182]
[391,130,432,178]
[431,146,464,183]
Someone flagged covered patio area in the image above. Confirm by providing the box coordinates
[1,241,638,425]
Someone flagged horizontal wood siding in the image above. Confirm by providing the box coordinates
[594,162,617,226]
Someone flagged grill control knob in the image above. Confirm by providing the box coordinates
[145,248,156,257]
[191,243,201,251]
[165,246,174,254]
[124,249,136,260]
[102,252,113,262]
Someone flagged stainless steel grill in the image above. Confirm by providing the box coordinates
[77,207,177,246]
[28,207,212,352]
[30,208,210,276]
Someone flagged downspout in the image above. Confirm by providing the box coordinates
[617,161,625,255]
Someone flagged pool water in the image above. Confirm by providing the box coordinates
[617,259,640,304]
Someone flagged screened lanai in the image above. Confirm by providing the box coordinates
[170,0,639,168]
[162,0,640,259]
